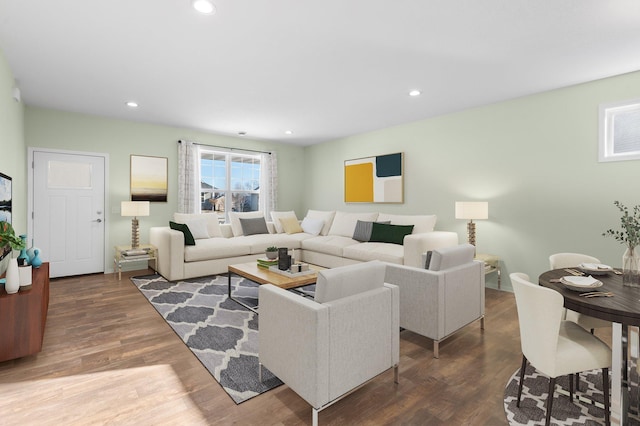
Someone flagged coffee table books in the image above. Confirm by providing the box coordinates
[257,258,279,269]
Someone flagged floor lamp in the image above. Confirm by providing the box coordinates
[455,201,488,248]
[121,201,150,249]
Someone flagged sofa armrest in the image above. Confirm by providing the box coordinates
[149,226,185,281]
[259,285,330,409]
[403,231,459,268]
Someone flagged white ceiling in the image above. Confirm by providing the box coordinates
[1,0,639,146]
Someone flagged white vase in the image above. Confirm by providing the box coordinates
[5,257,20,294]
[19,264,32,288]
[622,246,640,287]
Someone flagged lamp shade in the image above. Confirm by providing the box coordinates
[121,201,150,217]
[455,201,488,220]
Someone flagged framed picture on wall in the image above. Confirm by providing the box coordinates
[0,172,12,261]
[344,152,403,203]
[130,155,168,202]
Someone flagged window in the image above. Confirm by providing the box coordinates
[599,98,640,162]
[199,150,262,222]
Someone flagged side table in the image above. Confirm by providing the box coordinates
[475,253,501,289]
[114,244,157,280]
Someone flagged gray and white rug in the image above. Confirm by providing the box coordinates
[130,273,314,404]
[503,363,612,425]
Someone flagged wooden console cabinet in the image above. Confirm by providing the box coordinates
[0,262,50,362]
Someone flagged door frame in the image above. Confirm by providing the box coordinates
[27,147,110,274]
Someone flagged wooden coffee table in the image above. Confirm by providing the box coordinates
[227,262,325,313]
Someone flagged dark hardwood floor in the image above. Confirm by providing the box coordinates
[0,269,560,425]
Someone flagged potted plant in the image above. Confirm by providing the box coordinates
[265,246,278,260]
[603,201,640,286]
[0,221,26,294]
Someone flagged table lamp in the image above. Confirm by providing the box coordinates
[121,201,150,249]
[455,201,488,247]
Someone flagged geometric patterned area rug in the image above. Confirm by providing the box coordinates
[503,363,611,425]
[130,273,311,404]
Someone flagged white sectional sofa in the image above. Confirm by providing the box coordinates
[149,210,459,281]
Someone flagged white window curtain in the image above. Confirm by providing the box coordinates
[177,140,200,213]
[260,151,277,218]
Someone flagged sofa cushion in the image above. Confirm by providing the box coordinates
[173,212,222,238]
[328,212,379,238]
[270,211,297,233]
[428,244,475,271]
[301,216,324,236]
[343,242,404,265]
[369,223,414,245]
[169,221,196,246]
[240,217,269,235]
[301,235,360,257]
[315,261,385,303]
[305,210,336,236]
[376,213,436,234]
[229,211,265,236]
[280,216,303,234]
[184,238,251,261]
[233,233,303,254]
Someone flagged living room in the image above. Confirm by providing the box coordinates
[1,1,640,424]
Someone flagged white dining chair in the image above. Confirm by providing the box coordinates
[549,253,611,333]
[510,272,611,426]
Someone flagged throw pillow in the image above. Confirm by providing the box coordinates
[305,210,336,236]
[173,212,222,238]
[369,222,414,245]
[169,221,196,246]
[300,216,324,236]
[280,216,303,234]
[428,244,475,271]
[270,211,297,233]
[352,220,391,242]
[229,211,264,236]
[240,217,269,236]
[184,218,210,239]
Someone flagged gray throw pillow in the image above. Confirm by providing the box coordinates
[352,220,391,242]
[240,217,269,235]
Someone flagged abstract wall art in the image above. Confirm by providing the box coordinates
[344,152,403,203]
[130,155,168,202]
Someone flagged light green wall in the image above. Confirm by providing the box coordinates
[24,107,307,272]
[0,49,25,234]
[304,70,640,287]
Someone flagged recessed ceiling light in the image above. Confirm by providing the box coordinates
[284,130,293,135]
[409,90,421,97]
[126,101,138,108]
[192,0,215,14]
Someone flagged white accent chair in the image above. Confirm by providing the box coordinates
[549,253,611,333]
[510,273,611,426]
[384,243,485,358]
[258,261,399,426]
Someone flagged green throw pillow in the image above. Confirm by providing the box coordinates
[169,221,196,246]
[369,222,414,245]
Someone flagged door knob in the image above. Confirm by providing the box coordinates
[94,218,102,223]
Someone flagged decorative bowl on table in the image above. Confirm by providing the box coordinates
[578,263,613,275]
[560,275,603,292]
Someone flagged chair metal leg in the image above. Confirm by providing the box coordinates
[569,373,574,402]
[394,364,399,384]
[603,367,610,426]
[433,340,439,359]
[312,408,319,426]
[480,316,485,330]
[546,377,556,426]
[258,363,263,383]
[517,355,527,407]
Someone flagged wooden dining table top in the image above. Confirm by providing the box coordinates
[539,269,640,326]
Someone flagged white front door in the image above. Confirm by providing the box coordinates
[32,150,106,278]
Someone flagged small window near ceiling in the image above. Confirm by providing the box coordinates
[599,98,640,162]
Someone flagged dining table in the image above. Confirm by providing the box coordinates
[539,268,640,426]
